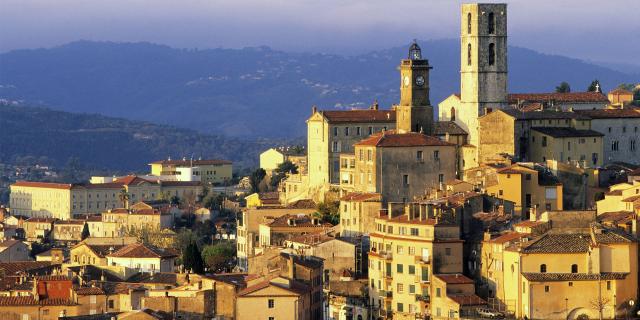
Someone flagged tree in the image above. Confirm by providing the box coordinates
[170,195,181,206]
[182,241,204,274]
[314,201,340,225]
[118,188,130,209]
[587,79,601,92]
[555,82,571,93]
[270,161,299,188]
[201,242,236,272]
[249,168,267,193]
[81,223,90,240]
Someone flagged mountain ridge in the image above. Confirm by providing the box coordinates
[0,39,637,138]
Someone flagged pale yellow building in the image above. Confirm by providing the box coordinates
[430,274,486,319]
[149,159,232,185]
[482,163,563,218]
[260,147,307,174]
[9,176,201,220]
[258,214,332,248]
[529,127,604,167]
[502,227,638,319]
[368,206,464,319]
[339,192,382,237]
[236,276,313,320]
[597,180,640,214]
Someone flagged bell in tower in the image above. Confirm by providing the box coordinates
[396,40,434,134]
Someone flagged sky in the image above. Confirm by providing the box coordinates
[1,0,639,68]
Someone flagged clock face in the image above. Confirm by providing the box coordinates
[403,76,410,87]
[416,75,425,87]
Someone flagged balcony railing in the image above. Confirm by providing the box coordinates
[415,294,431,303]
[380,251,393,260]
[379,290,393,298]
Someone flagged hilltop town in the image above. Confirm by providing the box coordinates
[0,3,639,320]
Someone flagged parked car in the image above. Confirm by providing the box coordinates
[476,308,505,318]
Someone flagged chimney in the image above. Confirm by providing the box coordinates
[371,100,379,110]
[288,255,295,280]
[483,232,492,242]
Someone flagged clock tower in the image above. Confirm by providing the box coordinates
[396,41,434,134]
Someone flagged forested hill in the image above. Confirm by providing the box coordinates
[1,40,637,138]
[0,103,275,171]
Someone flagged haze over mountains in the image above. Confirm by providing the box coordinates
[0,39,638,138]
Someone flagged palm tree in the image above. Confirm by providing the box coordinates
[118,187,130,209]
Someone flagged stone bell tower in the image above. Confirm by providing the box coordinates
[396,40,434,134]
[458,3,508,147]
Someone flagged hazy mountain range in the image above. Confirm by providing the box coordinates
[0,39,638,139]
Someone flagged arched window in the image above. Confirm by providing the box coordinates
[451,107,456,121]
[489,43,495,66]
[467,43,472,66]
[488,12,495,34]
[571,264,578,273]
[467,12,472,34]
[540,264,547,273]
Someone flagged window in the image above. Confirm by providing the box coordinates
[417,150,423,160]
[397,264,404,274]
[438,174,444,184]
[433,150,439,160]
[397,302,404,312]
[368,126,373,135]
[542,136,547,147]
[367,150,372,161]
[568,282,573,287]
[499,190,503,196]
[488,12,495,34]
[408,265,415,274]
[571,264,578,273]
[344,127,350,136]
[403,175,409,186]
[568,141,571,150]
[445,248,451,256]
[488,43,495,66]
[544,285,550,293]
[467,12,472,34]
[612,141,619,151]
[397,283,404,293]
[540,264,547,273]
[268,299,275,308]
[409,284,416,294]
[467,43,472,66]
[410,228,419,236]
[607,281,611,290]
[356,127,361,136]
[333,127,338,136]
[436,287,441,297]
[631,140,636,152]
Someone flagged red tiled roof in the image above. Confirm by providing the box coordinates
[575,108,640,119]
[238,279,310,296]
[508,92,609,104]
[435,273,474,284]
[320,110,396,123]
[158,181,202,187]
[25,217,57,223]
[340,192,381,202]
[75,286,105,295]
[0,296,77,306]
[35,275,70,281]
[12,181,74,190]
[513,220,546,228]
[113,175,153,186]
[54,220,86,226]
[355,131,453,147]
[488,232,527,244]
[150,159,232,166]
[0,261,53,275]
[107,243,178,259]
[286,199,317,209]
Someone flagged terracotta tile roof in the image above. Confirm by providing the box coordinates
[519,102,545,112]
[520,230,634,254]
[107,243,178,259]
[101,281,146,294]
[0,296,77,306]
[266,214,332,228]
[575,108,640,119]
[320,110,396,123]
[448,294,487,306]
[205,273,249,287]
[113,175,154,186]
[340,192,381,202]
[0,261,53,275]
[287,232,336,245]
[435,273,474,284]
[75,286,105,295]
[531,127,604,138]
[513,220,546,228]
[258,192,280,200]
[54,220,86,226]
[35,275,70,281]
[597,211,635,224]
[487,232,528,244]
[522,272,628,282]
[11,181,74,190]
[328,280,368,297]
[355,131,453,147]
[74,243,127,258]
[238,278,310,296]
[286,199,317,209]
[500,108,591,120]
[433,121,468,136]
[622,195,640,202]
[158,181,202,187]
[508,92,609,104]
[150,159,232,166]
[497,164,538,175]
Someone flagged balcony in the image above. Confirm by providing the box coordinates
[384,310,394,318]
[380,251,393,260]
[415,294,431,303]
[379,290,393,299]
[416,275,430,284]
[415,255,430,264]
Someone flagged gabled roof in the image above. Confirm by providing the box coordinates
[0,261,53,276]
[340,192,381,202]
[355,131,453,148]
[237,278,310,296]
[519,230,635,254]
[125,272,177,285]
[72,242,127,258]
[508,92,609,104]
[531,127,604,138]
[433,121,468,136]
[107,243,178,259]
[0,296,77,306]
[318,110,396,123]
[435,273,474,284]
